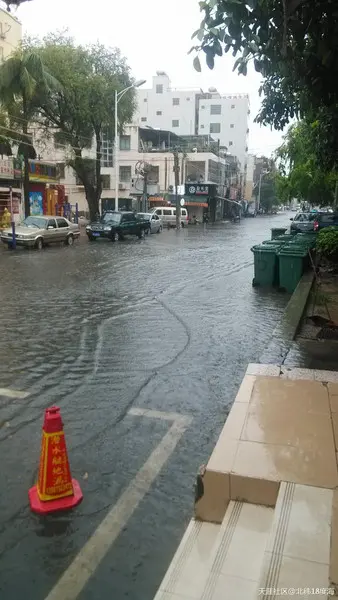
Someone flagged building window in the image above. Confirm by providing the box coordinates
[141,117,147,122]
[210,104,221,115]
[186,97,190,101]
[172,119,179,128]
[231,104,235,109]
[101,127,113,167]
[201,105,205,109]
[230,124,234,128]
[156,84,163,94]
[120,135,131,150]
[119,166,132,182]
[156,110,162,115]
[101,174,111,189]
[200,124,204,129]
[148,165,159,183]
[210,123,221,134]
[143,98,147,102]
[229,141,233,146]
[173,97,180,106]
[57,162,65,179]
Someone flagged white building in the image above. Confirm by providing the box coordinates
[135,72,202,136]
[0,7,22,62]
[135,72,250,171]
[197,92,249,173]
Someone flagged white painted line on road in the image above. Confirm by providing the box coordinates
[44,410,192,600]
[0,388,30,399]
[129,407,189,422]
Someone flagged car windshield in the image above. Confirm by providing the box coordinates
[22,217,47,229]
[137,214,150,221]
[101,213,121,224]
[294,213,316,222]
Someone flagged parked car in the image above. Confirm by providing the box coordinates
[290,212,317,233]
[137,212,162,234]
[290,211,338,233]
[313,212,338,231]
[1,216,80,250]
[86,211,148,242]
[151,207,189,228]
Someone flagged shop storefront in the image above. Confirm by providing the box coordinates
[0,158,23,225]
[184,182,216,222]
[28,161,65,216]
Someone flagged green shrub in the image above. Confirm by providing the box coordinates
[316,227,338,261]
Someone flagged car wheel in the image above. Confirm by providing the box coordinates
[111,231,119,242]
[35,237,44,250]
[7,242,13,250]
[157,226,162,234]
[88,235,96,242]
[145,228,150,235]
[181,222,185,228]
[138,229,145,239]
[66,234,74,246]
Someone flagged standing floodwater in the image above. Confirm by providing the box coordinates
[0,214,289,600]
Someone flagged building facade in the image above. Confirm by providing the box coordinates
[197,92,249,173]
[35,124,235,219]
[135,72,250,171]
[0,7,22,62]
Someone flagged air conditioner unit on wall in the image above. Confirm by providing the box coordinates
[119,183,126,190]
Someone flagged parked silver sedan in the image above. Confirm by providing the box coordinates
[1,215,80,250]
[137,212,162,234]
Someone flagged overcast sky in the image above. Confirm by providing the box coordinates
[16,0,287,156]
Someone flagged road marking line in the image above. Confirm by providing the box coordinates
[0,388,30,399]
[44,410,192,600]
[129,407,189,422]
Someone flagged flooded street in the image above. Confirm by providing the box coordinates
[0,214,289,600]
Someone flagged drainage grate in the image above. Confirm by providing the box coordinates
[317,326,338,340]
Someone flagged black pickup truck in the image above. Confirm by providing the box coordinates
[86,211,150,242]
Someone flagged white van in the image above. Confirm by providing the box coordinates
[152,207,188,228]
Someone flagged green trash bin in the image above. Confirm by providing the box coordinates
[278,247,308,293]
[262,240,285,247]
[275,234,294,243]
[294,233,317,248]
[251,244,280,287]
[271,227,287,240]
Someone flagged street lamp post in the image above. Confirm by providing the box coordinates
[114,79,146,212]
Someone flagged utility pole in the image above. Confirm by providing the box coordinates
[173,148,181,230]
[143,168,148,213]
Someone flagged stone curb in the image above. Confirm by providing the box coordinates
[259,271,314,365]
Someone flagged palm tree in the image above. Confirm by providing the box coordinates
[0,50,59,216]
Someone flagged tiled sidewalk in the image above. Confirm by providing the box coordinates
[154,365,338,600]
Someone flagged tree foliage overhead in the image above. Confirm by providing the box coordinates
[275,121,337,205]
[0,49,59,216]
[26,33,136,219]
[3,0,32,9]
[191,0,338,169]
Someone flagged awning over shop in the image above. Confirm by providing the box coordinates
[184,201,208,207]
[216,196,241,207]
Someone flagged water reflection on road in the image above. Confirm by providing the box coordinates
[0,215,289,600]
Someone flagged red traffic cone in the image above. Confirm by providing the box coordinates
[29,406,83,514]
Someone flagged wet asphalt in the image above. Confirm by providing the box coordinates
[0,214,290,600]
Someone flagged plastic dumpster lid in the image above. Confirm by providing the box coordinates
[278,247,308,256]
[251,244,280,253]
